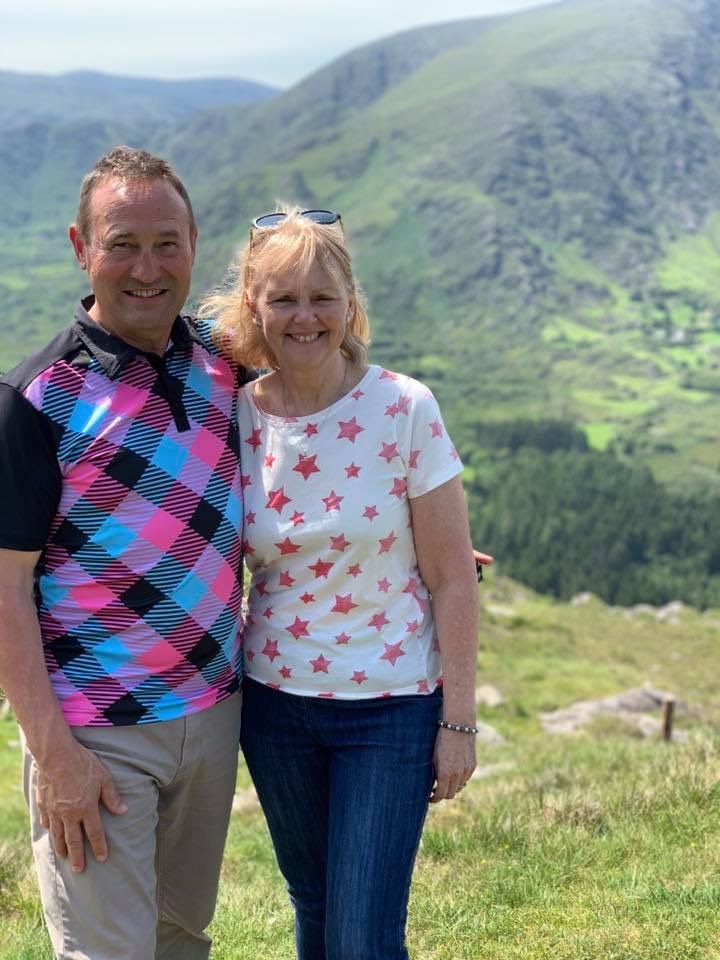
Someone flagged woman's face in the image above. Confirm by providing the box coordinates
[252,258,353,374]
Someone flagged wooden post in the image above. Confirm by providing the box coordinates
[662,697,675,742]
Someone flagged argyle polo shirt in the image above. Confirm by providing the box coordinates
[0,298,253,726]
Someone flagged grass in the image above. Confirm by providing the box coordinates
[2,578,719,958]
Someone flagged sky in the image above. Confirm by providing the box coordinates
[2,0,557,88]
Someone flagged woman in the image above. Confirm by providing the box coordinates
[202,208,480,960]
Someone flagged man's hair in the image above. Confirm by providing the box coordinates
[75,145,196,240]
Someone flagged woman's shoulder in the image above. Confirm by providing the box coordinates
[367,366,437,405]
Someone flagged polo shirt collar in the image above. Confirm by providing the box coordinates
[72,296,202,379]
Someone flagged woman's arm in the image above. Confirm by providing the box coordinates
[410,476,480,802]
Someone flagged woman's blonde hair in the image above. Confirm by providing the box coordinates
[199,205,370,370]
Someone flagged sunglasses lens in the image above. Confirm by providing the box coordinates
[253,213,287,228]
[302,210,340,224]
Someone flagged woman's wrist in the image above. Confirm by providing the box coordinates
[438,719,478,735]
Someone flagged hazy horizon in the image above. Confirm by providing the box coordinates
[2,0,558,88]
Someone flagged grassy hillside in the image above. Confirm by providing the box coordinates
[2,579,719,958]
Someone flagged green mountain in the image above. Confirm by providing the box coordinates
[2,0,720,603]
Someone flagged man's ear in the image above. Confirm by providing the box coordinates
[190,226,198,263]
[68,224,87,269]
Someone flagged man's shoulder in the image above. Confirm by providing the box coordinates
[184,315,257,386]
[1,324,86,394]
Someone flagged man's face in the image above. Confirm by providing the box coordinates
[69,177,197,351]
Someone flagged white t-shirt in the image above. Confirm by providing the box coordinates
[238,365,463,698]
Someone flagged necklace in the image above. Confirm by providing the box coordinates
[260,359,350,465]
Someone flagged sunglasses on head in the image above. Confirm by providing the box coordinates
[252,209,342,229]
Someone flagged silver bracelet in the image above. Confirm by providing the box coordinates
[438,719,478,735]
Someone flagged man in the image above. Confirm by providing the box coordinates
[0,146,252,959]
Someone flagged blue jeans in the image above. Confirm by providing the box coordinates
[240,678,442,960]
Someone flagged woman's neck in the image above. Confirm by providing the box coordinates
[278,356,350,417]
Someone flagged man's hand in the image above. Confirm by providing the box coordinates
[36,742,128,873]
[430,728,477,803]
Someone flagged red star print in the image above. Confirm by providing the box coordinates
[246,648,255,661]
[240,474,252,490]
[290,510,305,526]
[362,505,379,521]
[337,417,364,443]
[242,539,254,555]
[330,533,351,552]
[429,419,443,438]
[396,396,410,415]
[286,616,310,640]
[345,462,361,478]
[304,422,319,437]
[266,682,281,690]
[310,654,331,673]
[245,428,262,451]
[369,611,390,631]
[293,453,320,481]
[451,446,460,461]
[279,665,292,679]
[322,490,343,512]
[406,619,420,633]
[263,607,273,619]
[408,450,421,469]
[278,571,295,587]
[332,593,358,615]
[308,558,334,579]
[380,641,406,666]
[377,577,391,593]
[380,369,398,381]
[255,578,268,596]
[385,402,399,418]
[347,564,362,577]
[335,632,351,645]
[351,670,368,685]
[267,486,292,513]
[378,442,400,463]
[403,578,419,595]
[417,679,430,693]
[276,537,301,555]
[378,531,397,555]
[246,511,256,525]
[318,692,335,698]
[262,638,280,662]
[389,478,407,499]
[264,452,276,468]
[300,591,315,604]
[351,389,364,400]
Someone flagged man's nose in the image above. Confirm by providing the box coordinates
[130,248,160,283]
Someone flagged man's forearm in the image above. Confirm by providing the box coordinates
[0,586,76,767]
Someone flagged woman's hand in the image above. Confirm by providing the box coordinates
[430,728,477,803]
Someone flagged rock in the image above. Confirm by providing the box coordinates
[539,685,687,735]
[475,684,505,707]
[484,603,517,619]
[471,761,516,780]
[656,601,686,624]
[232,787,261,814]
[475,721,505,746]
[570,592,597,606]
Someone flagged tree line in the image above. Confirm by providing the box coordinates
[464,420,720,609]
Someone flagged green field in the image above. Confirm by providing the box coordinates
[2,578,719,959]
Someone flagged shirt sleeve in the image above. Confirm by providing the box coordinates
[0,383,62,550]
[399,380,463,499]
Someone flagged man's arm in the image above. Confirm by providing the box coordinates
[0,548,127,872]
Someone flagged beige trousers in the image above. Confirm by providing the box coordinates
[23,692,241,960]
